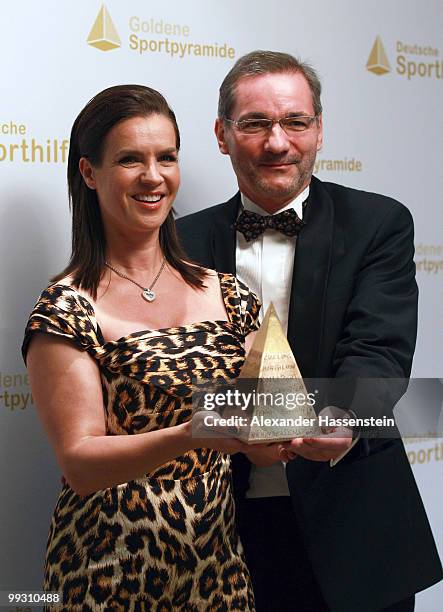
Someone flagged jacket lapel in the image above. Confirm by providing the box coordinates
[288,177,343,377]
[210,184,345,378]
[211,192,240,274]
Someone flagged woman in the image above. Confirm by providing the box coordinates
[22,85,261,610]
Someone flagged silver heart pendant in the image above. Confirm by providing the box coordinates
[142,289,156,302]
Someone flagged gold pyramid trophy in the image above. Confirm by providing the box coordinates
[236,303,321,443]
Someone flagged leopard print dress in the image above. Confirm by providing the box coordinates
[22,273,259,611]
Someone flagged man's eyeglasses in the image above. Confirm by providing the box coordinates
[224,115,318,135]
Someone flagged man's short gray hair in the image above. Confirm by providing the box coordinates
[218,50,322,119]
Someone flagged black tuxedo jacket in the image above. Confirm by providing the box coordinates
[177,177,442,612]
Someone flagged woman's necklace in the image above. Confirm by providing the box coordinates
[105,257,167,302]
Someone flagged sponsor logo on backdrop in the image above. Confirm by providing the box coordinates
[0,371,33,411]
[404,437,443,466]
[314,157,363,174]
[366,35,442,80]
[87,3,236,60]
[0,121,68,164]
[87,4,121,51]
[366,36,391,75]
[415,243,443,274]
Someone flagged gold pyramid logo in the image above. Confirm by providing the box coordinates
[87,4,121,51]
[366,36,391,75]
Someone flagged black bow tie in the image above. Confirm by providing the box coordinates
[234,207,305,242]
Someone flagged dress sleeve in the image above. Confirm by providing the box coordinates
[235,278,261,336]
[22,285,99,363]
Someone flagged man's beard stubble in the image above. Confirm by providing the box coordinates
[234,149,318,207]
[255,150,317,201]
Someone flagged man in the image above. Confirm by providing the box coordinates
[177,51,442,612]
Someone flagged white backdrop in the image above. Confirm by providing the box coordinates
[0,1,441,609]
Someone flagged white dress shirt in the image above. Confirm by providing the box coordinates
[236,186,309,498]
